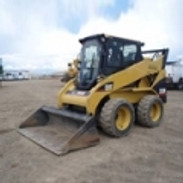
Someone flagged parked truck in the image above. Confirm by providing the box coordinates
[165,60,183,90]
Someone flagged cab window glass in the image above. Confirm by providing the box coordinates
[123,44,137,62]
[106,40,123,67]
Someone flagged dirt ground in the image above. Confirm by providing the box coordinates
[0,80,183,183]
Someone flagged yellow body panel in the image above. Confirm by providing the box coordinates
[115,106,131,130]
[58,56,165,115]
[110,91,152,104]
[61,94,87,107]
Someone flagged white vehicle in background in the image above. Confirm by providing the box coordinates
[4,72,14,80]
[165,60,183,90]
[3,70,31,81]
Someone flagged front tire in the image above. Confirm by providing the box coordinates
[99,99,135,137]
[137,95,164,127]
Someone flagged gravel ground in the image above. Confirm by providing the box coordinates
[0,80,183,183]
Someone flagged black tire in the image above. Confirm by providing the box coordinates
[137,95,164,128]
[99,99,135,137]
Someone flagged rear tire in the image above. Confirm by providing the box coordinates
[99,99,135,137]
[137,95,164,127]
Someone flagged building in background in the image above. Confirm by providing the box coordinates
[0,58,3,86]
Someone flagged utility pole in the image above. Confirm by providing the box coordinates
[0,58,3,87]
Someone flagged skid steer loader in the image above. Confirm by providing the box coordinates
[61,59,79,82]
[19,34,169,155]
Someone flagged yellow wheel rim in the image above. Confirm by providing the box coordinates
[150,102,161,122]
[115,106,131,131]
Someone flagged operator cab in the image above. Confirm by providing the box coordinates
[77,34,144,90]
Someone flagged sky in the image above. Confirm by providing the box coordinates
[0,0,182,74]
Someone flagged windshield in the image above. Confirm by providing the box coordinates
[77,39,101,89]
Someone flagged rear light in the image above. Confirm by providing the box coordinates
[158,88,167,103]
[159,88,167,98]
[159,88,166,95]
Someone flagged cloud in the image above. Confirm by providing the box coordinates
[3,30,81,73]
[79,0,183,59]
[57,0,114,19]
[0,0,115,73]
[0,3,15,35]
[0,0,182,73]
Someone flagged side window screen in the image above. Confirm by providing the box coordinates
[104,40,140,76]
[123,44,137,62]
[107,40,123,67]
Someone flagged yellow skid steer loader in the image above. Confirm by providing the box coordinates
[61,59,79,82]
[19,34,169,155]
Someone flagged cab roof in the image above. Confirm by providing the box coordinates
[79,33,144,46]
